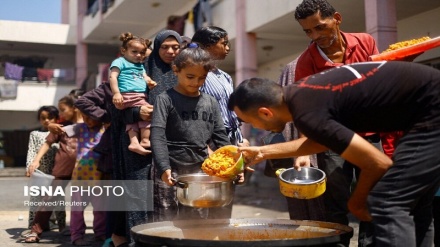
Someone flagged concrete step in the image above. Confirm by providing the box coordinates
[0,167,26,177]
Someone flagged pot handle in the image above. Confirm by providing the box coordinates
[171,177,188,189]
[275,168,286,177]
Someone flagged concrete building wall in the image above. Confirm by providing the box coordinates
[398,7,440,62]
[244,0,299,32]
[0,47,76,69]
[258,54,299,82]
[0,80,76,113]
[2,0,440,167]
[0,20,76,45]
[211,0,237,38]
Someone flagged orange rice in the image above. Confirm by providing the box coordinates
[202,149,236,178]
[382,36,430,53]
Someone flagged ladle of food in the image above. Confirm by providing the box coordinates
[202,145,244,180]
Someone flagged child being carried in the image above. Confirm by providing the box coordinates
[109,32,156,155]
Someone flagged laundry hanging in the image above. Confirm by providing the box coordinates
[4,62,24,81]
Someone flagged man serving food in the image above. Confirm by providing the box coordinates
[228,61,440,247]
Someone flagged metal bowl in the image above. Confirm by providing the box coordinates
[275,167,326,199]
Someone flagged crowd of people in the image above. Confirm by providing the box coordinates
[22,25,246,246]
[20,0,440,246]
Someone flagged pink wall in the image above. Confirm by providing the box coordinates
[364,0,398,52]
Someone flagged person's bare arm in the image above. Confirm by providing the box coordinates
[139,104,154,121]
[48,123,64,135]
[294,132,312,169]
[26,142,51,176]
[144,73,157,90]
[161,169,174,186]
[109,67,124,109]
[341,134,393,221]
[237,138,250,147]
[238,136,328,167]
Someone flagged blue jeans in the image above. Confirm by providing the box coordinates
[317,134,382,247]
[368,128,440,247]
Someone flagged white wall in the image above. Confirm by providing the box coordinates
[213,0,300,39]
[245,0,300,32]
[69,0,78,24]
[211,0,237,38]
[0,80,76,112]
[0,20,76,45]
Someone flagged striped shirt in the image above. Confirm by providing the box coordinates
[200,68,243,144]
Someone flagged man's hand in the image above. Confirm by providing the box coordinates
[139,104,154,121]
[237,138,250,147]
[341,134,393,222]
[348,195,372,222]
[294,155,311,171]
[237,146,264,171]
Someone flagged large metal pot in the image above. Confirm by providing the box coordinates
[276,167,326,199]
[175,173,234,208]
[131,218,353,247]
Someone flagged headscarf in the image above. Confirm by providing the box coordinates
[146,29,182,105]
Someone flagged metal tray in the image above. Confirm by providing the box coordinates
[131,218,353,247]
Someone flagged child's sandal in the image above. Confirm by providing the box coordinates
[24,232,40,243]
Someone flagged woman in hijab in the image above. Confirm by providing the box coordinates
[144,30,183,222]
[103,29,182,247]
[146,29,182,106]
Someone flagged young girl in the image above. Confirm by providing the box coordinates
[192,26,246,147]
[25,106,65,235]
[25,95,83,244]
[109,32,156,156]
[69,111,106,246]
[150,46,231,220]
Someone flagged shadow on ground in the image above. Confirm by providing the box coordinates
[5,227,105,247]
[233,169,289,212]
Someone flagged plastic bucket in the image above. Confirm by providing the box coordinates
[29,169,55,187]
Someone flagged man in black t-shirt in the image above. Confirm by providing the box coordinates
[228,61,440,247]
